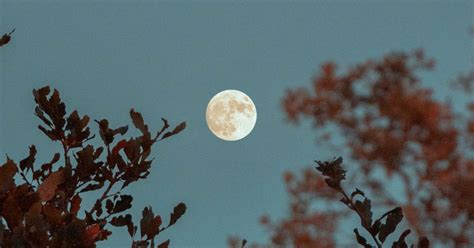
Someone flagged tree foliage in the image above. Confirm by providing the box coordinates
[231,50,474,247]
[0,86,187,247]
[315,157,429,248]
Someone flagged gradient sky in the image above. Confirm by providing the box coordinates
[1,1,473,247]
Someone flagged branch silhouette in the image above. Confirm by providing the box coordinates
[315,157,429,248]
[0,86,187,247]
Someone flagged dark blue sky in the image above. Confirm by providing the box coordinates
[1,1,472,247]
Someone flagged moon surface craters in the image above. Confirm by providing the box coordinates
[206,90,257,141]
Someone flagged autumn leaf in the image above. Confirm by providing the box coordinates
[43,203,63,226]
[2,190,23,227]
[38,169,64,201]
[96,119,128,145]
[111,214,131,226]
[0,158,17,194]
[140,206,162,239]
[1,87,188,247]
[130,109,150,139]
[112,139,128,155]
[65,110,91,148]
[354,198,373,231]
[96,119,114,145]
[84,224,101,244]
[70,195,82,215]
[169,202,186,226]
[33,87,67,133]
[161,121,186,140]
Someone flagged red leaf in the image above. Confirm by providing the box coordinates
[112,139,128,155]
[139,206,163,240]
[0,158,17,194]
[2,192,22,228]
[38,169,64,201]
[84,224,101,244]
[70,195,82,215]
[169,202,186,226]
[130,109,150,138]
[161,122,186,140]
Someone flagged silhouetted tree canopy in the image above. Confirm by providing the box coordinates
[0,86,187,247]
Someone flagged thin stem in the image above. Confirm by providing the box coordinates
[19,170,34,189]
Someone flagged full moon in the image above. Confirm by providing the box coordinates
[206,90,257,141]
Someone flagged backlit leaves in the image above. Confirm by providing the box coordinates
[140,206,162,239]
[130,108,151,139]
[33,87,67,141]
[38,169,64,201]
[65,110,91,148]
[0,87,187,247]
[70,195,82,215]
[128,203,187,247]
[315,157,429,248]
[255,50,468,248]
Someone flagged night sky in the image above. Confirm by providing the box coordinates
[1,1,472,247]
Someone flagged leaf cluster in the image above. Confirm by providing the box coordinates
[0,86,187,247]
[316,157,429,248]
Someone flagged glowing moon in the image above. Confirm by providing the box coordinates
[206,90,257,141]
